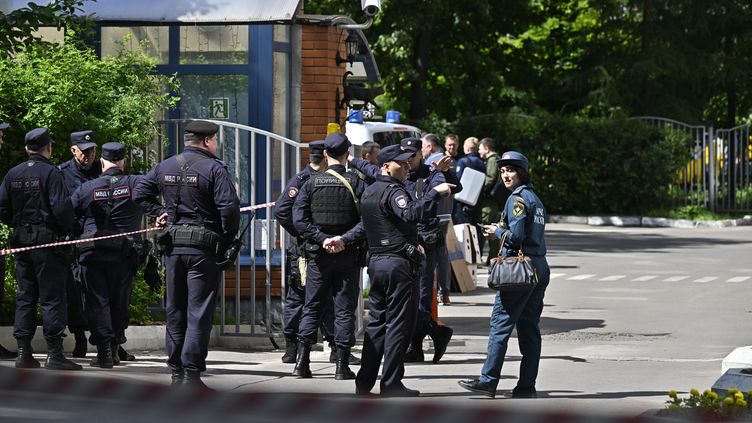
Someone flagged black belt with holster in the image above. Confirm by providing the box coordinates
[9,224,60,247]
[155,224,223,255]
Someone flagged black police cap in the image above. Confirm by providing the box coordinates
[324,132,351,156]
[309,140,326,157]
[25,127,52,150]
[400,137,421,153]
[102,142,126,161]
[377,144,416,166]
[71,130,97,150]
[185,120,219,137]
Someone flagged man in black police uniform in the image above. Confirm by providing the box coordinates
[355,144,454,397]
[274,140,342,365]
[0,127,81,371]
[134,120,240,388]
[291,132,365,380]
[71,142,147,368]
[0,122,17,359]
[58,130,101,359]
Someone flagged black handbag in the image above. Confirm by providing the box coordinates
[487,233,538,292]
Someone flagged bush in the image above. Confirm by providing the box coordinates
[454,113,689,215]
[661,388,752,420]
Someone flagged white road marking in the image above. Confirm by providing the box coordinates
[550,273,565,279]
[600,275,626,281]
[663,276,689,282]
[632,275,658,282]
[693,276,718,283]
[726,276,751,283]
[568,274,595,280]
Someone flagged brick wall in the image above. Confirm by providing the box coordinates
[300,24,347,153]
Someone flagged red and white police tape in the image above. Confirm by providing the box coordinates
[0,201,275,256]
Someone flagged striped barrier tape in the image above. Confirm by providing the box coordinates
[0,201,276,256]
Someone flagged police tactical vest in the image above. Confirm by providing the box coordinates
[361,180,415,255]
[309,170,360,235]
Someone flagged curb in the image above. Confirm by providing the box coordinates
[549,215,752,229]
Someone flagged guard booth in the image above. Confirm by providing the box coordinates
[9,0,385,341]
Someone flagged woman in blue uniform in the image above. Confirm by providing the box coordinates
[458,151,550,399]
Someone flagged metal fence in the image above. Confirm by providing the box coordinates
[635,117,752,212]
[151,119,366,341]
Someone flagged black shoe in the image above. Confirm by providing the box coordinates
[71,331,87,358]
[45,338,83,371]
[291,341,312,378]
[348,352,361,365]
[355,383,376,396]
[0,344,17,359]
[15,337,40,369]
[90,343,114,369]
[458,379,496,398]
[184,370,212,391]
[110,342,121,366]
[334,347,355,380]
[428,322,453,364]
[404,344,424,363]
[118,346,135,361]
[511,386,537,398]
[171,368,185,386]
[281,339,297,364]
[380,383,420,397]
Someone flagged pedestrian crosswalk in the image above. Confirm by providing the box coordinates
[550,273,752,283]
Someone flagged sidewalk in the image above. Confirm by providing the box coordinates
[0,265,685,422]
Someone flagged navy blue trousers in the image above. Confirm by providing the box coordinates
[65,265,88,332]
[282,253,335,342]
[79,254,136,346]
[13,249,68,340]
[164,253,220,373]
[356,255,417,391]
[298,251,359,348]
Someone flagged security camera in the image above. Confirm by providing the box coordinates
[361,0,381,18]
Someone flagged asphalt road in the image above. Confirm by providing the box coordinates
[2,223,751,421]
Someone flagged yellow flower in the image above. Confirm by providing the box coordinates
[668,390,678,399]
[704,389,712,397]
[735,392,744,401]
[724,397,735,406]
[690,389,700,396]
[737,399,748,407]
[709,392,719,400]
[729,388,739,395]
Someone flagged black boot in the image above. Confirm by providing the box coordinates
[90,343,114,369]
[328,342,337,363]
[0,343,17,359]
[428,321,453,364]
[171,367,185,386]
[110,342,120,366]
[71,331,87,358]
[15,337,40,369]
[291,341,312,378]
[281,338,297,364]
[45,338,83,371]
[334,346,355,380]
[184,370,211,390]
[117,345,135,361]
[404,329,425,363]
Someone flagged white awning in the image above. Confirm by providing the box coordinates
[0,0,302,23]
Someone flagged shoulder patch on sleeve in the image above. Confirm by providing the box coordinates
[395,195,408,208]
[514,196,525,204]
[287,186,299,198]
[512,201,524,217]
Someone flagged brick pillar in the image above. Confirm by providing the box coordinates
[300,24,347,154]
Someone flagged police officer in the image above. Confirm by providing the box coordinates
[134,120,240,388]
[355,144,454,397]
[350,137,460,364]
[291,132,366,380]
[0,122,16,359]
[58,130,101,359]
[0,128,81,371]
[274,140,341,365]
[71,142,144,368]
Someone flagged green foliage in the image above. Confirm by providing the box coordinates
[129,265,164,325]
[0,33,179,175]
[661,388,752,420]
[0,0,93,59]
[455,113,688,214]
[1,224,15,325]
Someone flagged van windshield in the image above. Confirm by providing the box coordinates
[372,131,421,148]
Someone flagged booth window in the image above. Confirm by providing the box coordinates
[180,25,249,64]
[100,27,169,64]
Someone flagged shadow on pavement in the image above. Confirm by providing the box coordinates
[441,316,605,337]
[547,230,750,254]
